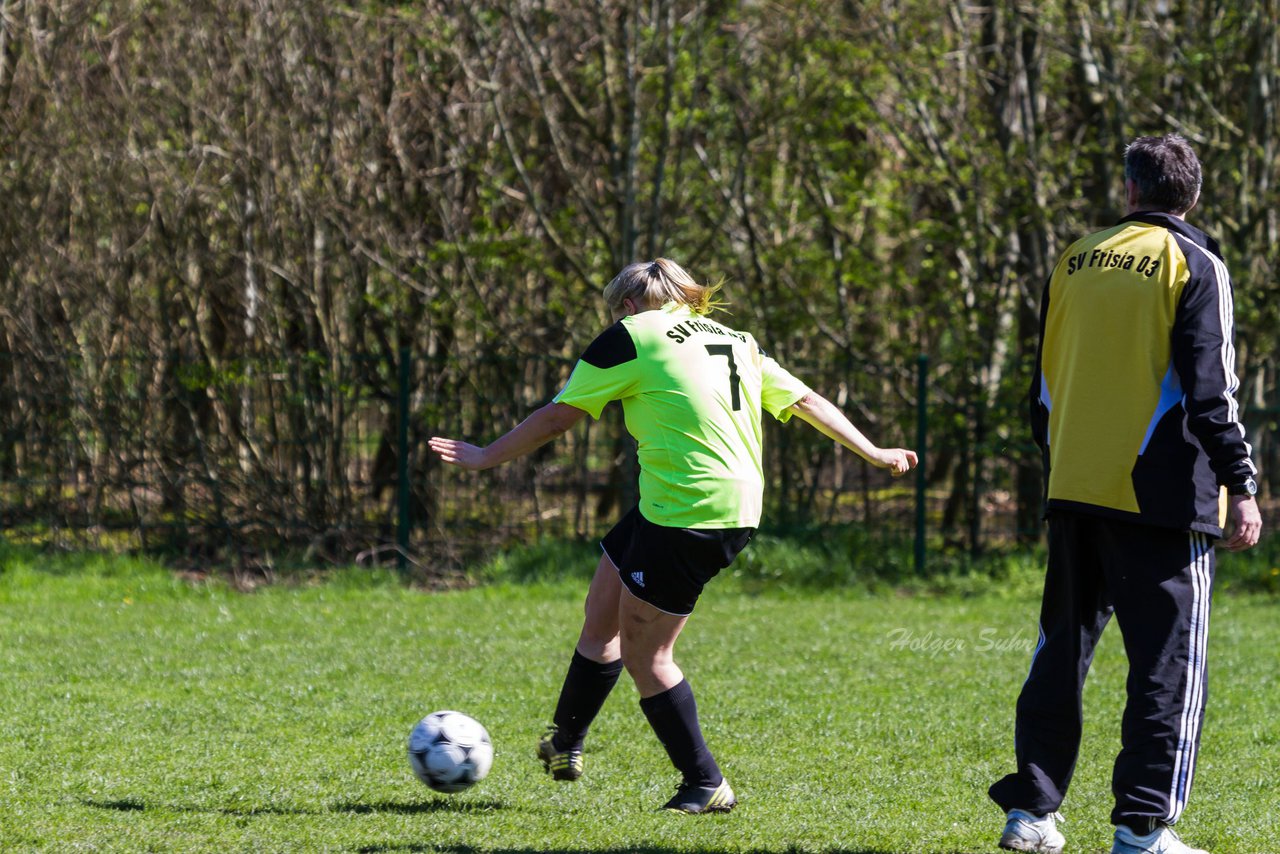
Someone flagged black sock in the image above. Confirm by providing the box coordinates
[551,650,624,751]
[638,679,722,788]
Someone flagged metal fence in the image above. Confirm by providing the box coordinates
[1,350,1275,572]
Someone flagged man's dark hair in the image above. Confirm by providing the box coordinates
[1124,134,1202,215]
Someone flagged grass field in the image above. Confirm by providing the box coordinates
[1,545,1278,853]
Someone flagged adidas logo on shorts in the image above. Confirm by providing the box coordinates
[631,571,645,587]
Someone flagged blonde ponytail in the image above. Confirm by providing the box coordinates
[603,258,724,317]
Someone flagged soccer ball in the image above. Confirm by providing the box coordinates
[407,710,493,793]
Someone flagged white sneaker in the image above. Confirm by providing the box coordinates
[999,809,1066,854]
[1112,824,1208,854]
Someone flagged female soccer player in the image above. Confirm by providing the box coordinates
[429,259,916,813]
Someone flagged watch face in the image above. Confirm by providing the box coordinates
[1228,477,1258,496]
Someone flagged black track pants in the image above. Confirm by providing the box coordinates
[989,512,1215,828]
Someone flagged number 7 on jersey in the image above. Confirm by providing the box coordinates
[705,344,741,411]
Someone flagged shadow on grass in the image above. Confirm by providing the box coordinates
[83,801,947,853]
[355,848,909,854]
[83,796,508,818]
[83,798,147,812]
[334,799,508,815]
[84,797,317,816]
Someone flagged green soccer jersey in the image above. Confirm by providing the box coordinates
[553,302,811,529]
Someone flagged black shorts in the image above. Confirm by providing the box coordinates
[601,506,754,616]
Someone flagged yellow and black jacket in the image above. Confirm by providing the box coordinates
[1031,212,1257,537]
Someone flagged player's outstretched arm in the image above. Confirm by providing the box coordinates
[429,402,587,471]
[787,391,918,477]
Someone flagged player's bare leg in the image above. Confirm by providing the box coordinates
[578,552,623,662]
[619,586,735,814]
[539,552,625,781]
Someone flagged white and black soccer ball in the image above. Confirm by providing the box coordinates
[407,710,494,793]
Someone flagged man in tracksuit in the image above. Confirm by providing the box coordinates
[990,134,1263,854]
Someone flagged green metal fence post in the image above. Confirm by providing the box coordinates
[915,354,928,575]
[396,347,411,573]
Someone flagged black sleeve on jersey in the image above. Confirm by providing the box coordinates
[580,321,638,369]
[1170,237,1257,486]
[1029,277,1051,454]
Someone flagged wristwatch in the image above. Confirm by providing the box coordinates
[1226,476,1258,497]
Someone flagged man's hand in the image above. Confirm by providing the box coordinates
[1220,494,1262,551]
[428,437,490,471]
